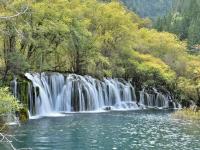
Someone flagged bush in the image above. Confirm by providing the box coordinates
[0,87,21,115]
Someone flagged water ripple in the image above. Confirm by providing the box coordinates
[3,110,200,150]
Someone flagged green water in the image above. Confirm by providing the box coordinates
[1,110,200,150]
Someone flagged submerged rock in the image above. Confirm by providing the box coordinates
[103,106,112,111]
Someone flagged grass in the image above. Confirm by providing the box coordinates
[172,108,200,120]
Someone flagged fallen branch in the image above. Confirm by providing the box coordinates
[0,132,16,150]
[0,128,32,150]
[0,114,31,150]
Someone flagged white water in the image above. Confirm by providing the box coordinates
[25,73,139,116]
[9,73,179,117]
[139,89,170,109]
[11,76,18,98]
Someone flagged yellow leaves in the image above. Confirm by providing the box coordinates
[180,54,200,80]
[177,77,199,100]
[102,70,112,77]
[173,109,200,120]
[0,0,199,98]
[127,50,176,83]
[94,1,141,33]
[97,55,110,66]
[136,28,187,56]
[133,27,194,80]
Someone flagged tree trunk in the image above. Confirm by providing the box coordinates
[196,88,200,107]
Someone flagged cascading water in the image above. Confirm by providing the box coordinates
[25,73,139,116]
[11,76,18,98]
[10,72,181,117]
[139,88,178,109]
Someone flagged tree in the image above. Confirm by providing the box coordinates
[188,17,200,46]
[154,0,200,47]
[0,1,30,81]
[121,0,173,20]
[0,87,20,115]
[0,0,200,106]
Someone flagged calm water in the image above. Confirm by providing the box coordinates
[1,110,200,150]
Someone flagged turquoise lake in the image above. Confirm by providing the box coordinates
[1,110,200,150]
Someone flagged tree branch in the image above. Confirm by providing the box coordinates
[0,6,29,20]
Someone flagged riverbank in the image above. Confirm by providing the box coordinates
[172,109,200,120]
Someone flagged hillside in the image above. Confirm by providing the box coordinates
[155,0,200,52]
[121,0,173,19]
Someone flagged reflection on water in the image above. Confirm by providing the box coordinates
[1,110,200,150]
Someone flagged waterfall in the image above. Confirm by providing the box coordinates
[10,72,180,117]
[25,73,139,116]
[139,88,172,109]
[11,76,18,98]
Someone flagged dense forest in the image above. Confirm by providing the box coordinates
[155,0,200,53]
[0,0,199,117]
[121,0,173,20]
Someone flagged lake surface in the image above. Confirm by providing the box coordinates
[1,110,200,150]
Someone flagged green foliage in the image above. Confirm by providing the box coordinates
[124,50,176,88]
[121,0,173,20]
[0,87,21,115]
[7,52,30,74]
[155,0,200,51]
[134,28,188,76]
[0,0,200,106]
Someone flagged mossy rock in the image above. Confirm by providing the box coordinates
[19,108,29,122]
[0,117,6,129]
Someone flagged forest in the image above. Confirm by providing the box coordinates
[0,0,200,149]
[121,0,173,19]
[155,0,200,52]
[0,0,199,116]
